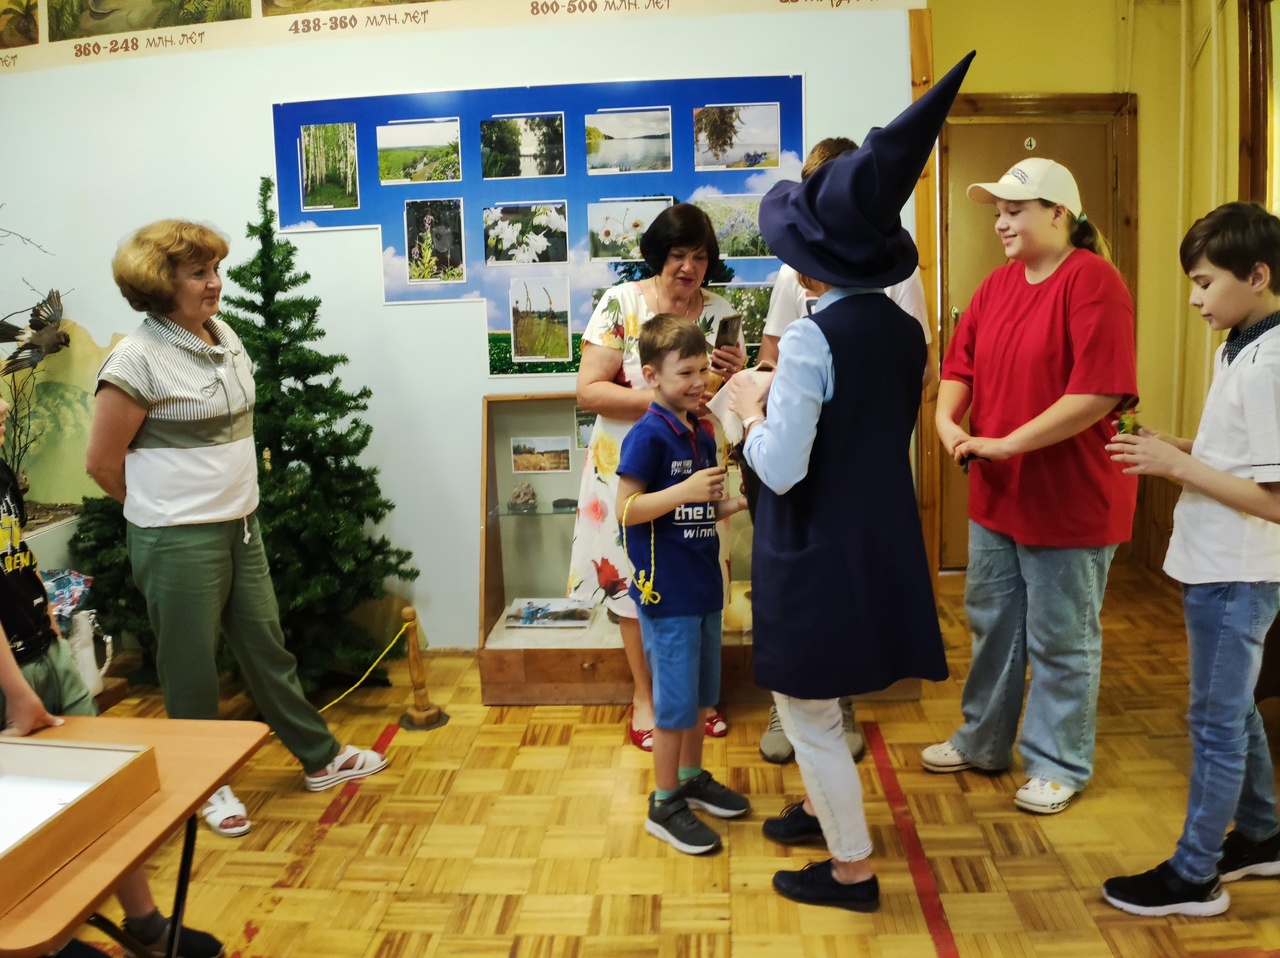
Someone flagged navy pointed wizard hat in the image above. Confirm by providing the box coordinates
[759,51,975,289]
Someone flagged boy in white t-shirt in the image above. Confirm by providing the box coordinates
[755,136,937,765]
[1103,201,1280,917]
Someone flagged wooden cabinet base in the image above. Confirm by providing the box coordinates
[478,642,922,706]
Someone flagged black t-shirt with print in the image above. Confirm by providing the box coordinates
[0,462,55,665]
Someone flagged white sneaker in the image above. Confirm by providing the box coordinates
[839,698,866,761]
[1014,777,1076,814]
[921,740,972,773]
[759,704,794,764]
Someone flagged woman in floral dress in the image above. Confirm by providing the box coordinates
[568,203,745,747]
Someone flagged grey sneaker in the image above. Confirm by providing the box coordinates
[678,770,750,818]
[646,793,721,854]
[759,705,794,764]
[840,698,866,761]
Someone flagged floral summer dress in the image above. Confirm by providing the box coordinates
[567,281,741,617]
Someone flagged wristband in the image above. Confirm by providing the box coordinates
[741,415,766,434]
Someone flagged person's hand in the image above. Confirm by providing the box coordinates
[682,465,727,502]
[2,684,63,737]
[711,343,745,378]
[954,435,1016,463]
[728,368,772,419]
[1106,431,1189,478]
[937,420,971,458]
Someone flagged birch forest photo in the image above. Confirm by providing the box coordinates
[301,123,360,210]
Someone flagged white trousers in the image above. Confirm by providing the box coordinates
[773,693,873,862]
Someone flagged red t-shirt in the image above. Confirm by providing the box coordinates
[942,248,1138,547]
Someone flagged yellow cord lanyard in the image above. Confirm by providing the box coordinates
[621,491,661,606]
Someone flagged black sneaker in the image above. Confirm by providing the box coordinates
[1102,861,1229,917]
[677,770,750,819]
[121,916,226,958]
[762,802,824,845]
[1219,828,1280,882]
[646,793,721,855]
[772,860,880,912]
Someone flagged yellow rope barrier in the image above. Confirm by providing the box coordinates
[621,492,660,606]
[317,621,410,715]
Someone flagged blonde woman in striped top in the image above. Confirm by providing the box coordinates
[87,220,387,838]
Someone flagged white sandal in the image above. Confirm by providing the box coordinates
[201,785,251,837]
[304,744,388,792]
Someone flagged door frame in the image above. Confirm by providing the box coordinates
[922,94,1139,575]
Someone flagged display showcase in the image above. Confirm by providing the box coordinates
[478,392,918,705]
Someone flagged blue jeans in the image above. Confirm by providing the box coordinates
[1170,581,1280,884]
[951,521,1116,790]
[638,610,721,730]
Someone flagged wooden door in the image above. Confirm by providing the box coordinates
[935,96,1137,569]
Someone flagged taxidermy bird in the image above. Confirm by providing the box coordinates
[0,289,71,375]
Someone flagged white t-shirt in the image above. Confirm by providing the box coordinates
[763,263,932,344]
[1164,325,1280,584]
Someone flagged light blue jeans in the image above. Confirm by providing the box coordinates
[951,521,1116,791]
[1170,581,1280,884]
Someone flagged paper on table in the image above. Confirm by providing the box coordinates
[708,367,772,446]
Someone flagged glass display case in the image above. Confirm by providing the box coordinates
[477,392,917,706]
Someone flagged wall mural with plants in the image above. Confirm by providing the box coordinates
[272,74,804,376]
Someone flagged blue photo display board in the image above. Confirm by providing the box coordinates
[272,75,804,375]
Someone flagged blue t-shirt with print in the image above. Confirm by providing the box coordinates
[617,403,722,617]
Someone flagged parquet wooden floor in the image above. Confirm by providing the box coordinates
[80,561,1280,958]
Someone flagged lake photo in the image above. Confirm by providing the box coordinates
[482,114,566,179]
[586,107,672,175]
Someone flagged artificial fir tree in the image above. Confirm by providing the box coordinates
[220,176,417,691]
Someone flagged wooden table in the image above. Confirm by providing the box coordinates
[0,716,268,958]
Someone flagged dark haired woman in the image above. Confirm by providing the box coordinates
[923,158,1138,816]
[568,203,744,749]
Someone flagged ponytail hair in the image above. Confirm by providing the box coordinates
[1038,200,1112,263]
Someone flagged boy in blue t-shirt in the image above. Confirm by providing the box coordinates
[1103,202,1280,916]
[616,314,750,854]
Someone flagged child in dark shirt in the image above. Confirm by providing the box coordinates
[616,314,749,854]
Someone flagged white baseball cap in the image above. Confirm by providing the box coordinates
[967,157,1083,218]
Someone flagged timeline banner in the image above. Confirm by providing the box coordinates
[0,0,921,76]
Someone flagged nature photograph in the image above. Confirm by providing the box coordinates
[480,113,566,179]
[510,278,571,362]
[376,119,461,185]
[585,108,672,175]
[693,103,781,170]
[587,197,671,261]
[300,122,360,210]
[511,436,572,473]
[484,202,568,265]
[575,404,595,449]
[404,199,465,284]
[714,283,772,345]
[695,194,771,258]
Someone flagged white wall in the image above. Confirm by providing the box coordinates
[0,9,913,648]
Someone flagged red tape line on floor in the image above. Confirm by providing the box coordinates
[318,722,400,826]
[864,721,959,958]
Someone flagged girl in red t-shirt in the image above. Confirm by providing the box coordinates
[923,158,1138,816]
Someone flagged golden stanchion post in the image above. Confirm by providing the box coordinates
[399,605,448,731]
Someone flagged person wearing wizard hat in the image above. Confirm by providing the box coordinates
[727,51,972,912]
[921,152,1137,815]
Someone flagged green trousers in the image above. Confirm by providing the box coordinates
[127,513,339,773]
[0,639,98,719]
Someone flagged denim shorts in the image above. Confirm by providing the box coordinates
[638,610,722,730]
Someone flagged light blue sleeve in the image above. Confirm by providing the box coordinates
[741,317,834,495]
